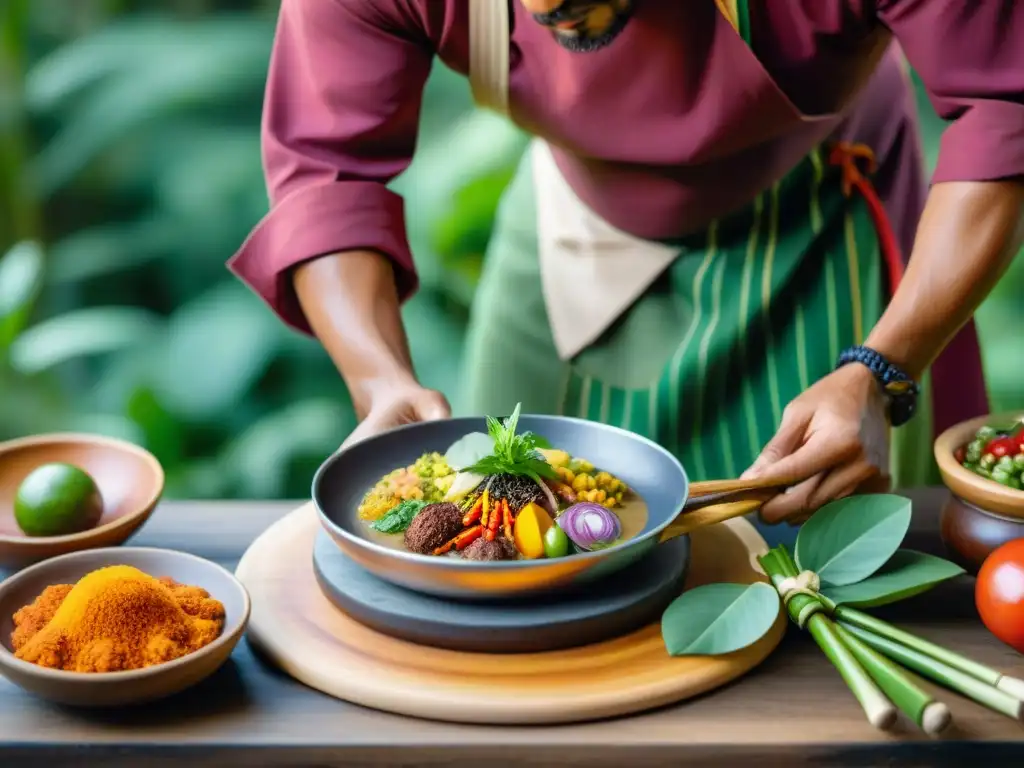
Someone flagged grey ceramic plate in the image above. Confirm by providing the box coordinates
[0,547,250,707]
[314,415,690,600]
[313,527,690,653]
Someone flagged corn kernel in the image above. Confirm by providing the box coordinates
[604,497,617,508]
[587,475,597,490]
[594,489,607,502]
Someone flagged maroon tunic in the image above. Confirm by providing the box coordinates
[231,0,1024,429]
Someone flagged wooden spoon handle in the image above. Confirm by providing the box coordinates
[689,475,797,497]
[660,494,774,542]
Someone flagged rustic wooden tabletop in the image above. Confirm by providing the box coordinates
[0,488,1022,767]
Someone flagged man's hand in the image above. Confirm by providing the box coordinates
[340,383,451,450]
[742,364,891,524]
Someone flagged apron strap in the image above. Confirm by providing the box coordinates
[715,0,752,45]
[828,142,904,296]
[469,0,510,116]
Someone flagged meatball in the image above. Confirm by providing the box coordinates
[462,537,517,562]
[403,502,463,555]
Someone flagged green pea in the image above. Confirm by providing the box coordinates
[998,455,1016,471]
[974,466,992,479]
[980,453,997,470]
[1009,476,1023,491]
[1014,454,1024,471]
[977,426,998,440]
[968,438,986,455]
[543,525,570,558]
[992,469,1012,486]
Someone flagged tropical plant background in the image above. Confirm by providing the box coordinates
[1,1,1021,500]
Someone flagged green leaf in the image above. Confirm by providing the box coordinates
[47,217,177,284]
[795,494,912,587]
[661,582,780,656]
[0,240,44,320]
[821,549,965,608]
[222,398,355,498]
[27,16,272,194]
[148,283,281,420]
[445,432,494,470]
[369,500,429,534]
[519,431,552,450]
[8,306,160,374]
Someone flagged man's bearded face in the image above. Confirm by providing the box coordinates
[520,0,634,53]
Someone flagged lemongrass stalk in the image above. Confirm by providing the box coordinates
[834,605,1024,701]
[760,548,897,729]
[840,622,1024,722]
[833,623,951,734]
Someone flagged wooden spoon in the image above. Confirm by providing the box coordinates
[688,475,799,500]
[657,475,801,542]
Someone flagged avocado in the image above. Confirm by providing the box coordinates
[14,463,104,537]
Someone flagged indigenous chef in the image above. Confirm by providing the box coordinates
[230,0,1024,529]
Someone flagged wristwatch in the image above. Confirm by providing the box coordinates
[836,346,920,427]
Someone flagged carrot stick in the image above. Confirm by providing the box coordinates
[502,499,513,540]
[485,498,501,542]
[480,489,490,529]
[434,524,483,555]
[454,524,484,551]
[463,496,483,527]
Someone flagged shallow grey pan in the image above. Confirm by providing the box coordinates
[313,415,705,601]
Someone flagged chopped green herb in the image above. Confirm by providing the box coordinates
[369,499,428,534]
[463,403,559,483]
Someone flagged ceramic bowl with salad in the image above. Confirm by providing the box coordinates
[935,413,1024,573]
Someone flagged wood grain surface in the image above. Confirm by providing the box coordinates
[236,504,785,723]
[0,489,1023,767]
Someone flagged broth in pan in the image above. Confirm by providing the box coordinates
[357,404,647,562]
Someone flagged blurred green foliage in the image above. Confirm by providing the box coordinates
[0,1,1020,499]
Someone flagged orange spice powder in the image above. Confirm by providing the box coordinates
[11,565,225,673]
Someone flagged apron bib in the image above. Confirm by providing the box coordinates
[462,0,935,496]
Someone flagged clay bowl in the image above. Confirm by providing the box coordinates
[0,547,250,707]
[0,434,165,571]
[934,412,1024,574]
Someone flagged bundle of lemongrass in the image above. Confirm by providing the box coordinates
[760,545,1024,735]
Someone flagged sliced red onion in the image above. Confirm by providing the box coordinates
[557,502,622,551]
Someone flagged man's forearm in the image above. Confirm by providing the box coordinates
[294,250,416,418]
[865,180,1024,379]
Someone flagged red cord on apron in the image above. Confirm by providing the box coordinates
[829,142,905,297]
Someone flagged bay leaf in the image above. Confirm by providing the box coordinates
[821,549,965,608]
[795,494,912,587]
[444,431,494,470]
[662,582,780,657]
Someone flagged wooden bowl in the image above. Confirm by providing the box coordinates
[0,434,164,570]
[934,412,1024,573]
[0,547,250,706]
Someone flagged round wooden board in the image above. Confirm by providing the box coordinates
[235,503,787,725]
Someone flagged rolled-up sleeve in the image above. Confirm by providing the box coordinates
[228,0,433,333]
[878,0,1024,185]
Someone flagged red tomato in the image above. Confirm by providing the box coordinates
[988,438,1016,459]
[976,539,1024,653]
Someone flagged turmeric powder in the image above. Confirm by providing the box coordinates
[11,565,225,673]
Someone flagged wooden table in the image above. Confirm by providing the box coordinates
[1,489,1023,767]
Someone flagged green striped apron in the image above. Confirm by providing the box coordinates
[458,0,934,543]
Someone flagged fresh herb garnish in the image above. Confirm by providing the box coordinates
[369,499,428,534]
[463,403,558,484]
